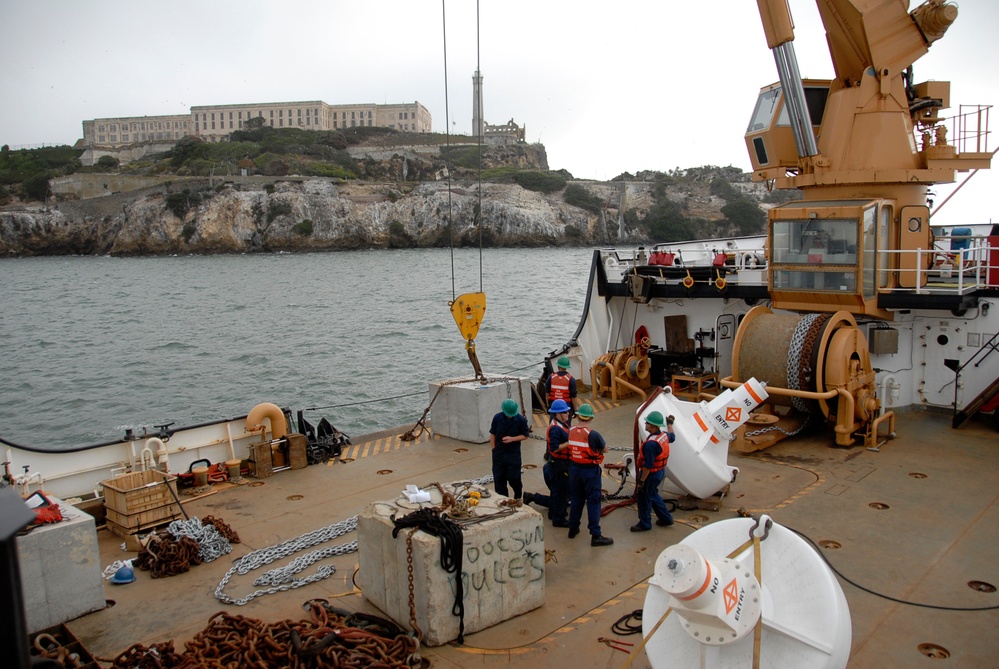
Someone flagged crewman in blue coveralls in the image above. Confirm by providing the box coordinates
[566,404,613,546]
[489,398,530,500]
[523,398,571,526]
[631,410,675,531]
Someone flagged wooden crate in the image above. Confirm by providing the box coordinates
[101,470,181,532]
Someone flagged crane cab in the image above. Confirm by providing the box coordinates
[745,80,830,175]
[767,198,931,319]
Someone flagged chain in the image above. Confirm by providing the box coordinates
[166,517,232,563]
[405,528,423,640]
[214,515,358,605]
[787,313,819,412]
[401,377,479,440]
[110,606,422,668]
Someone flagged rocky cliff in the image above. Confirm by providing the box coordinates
[0,165,772,257]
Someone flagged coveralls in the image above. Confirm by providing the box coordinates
[489,411,530,498]
[635,428,675,529]
[530,415,571,523]
[567,426,607,537]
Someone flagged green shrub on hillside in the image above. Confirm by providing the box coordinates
[564,183,602,213]
[0,145,82,200]
[267,200,293,224]
[292,219,314,236]
[512,171,566,194]
[305,162,354,179]
[165,189,204,218]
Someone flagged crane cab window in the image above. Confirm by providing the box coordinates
[771,217,859,291]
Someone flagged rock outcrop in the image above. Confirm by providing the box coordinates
[0,165,772,257]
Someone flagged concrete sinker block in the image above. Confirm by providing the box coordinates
[16,499,106,633]
[429,376,531,443]
[358,485,545,646]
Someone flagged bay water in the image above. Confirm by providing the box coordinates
[1,248,595,450]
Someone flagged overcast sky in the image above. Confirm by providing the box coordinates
[2,0,996,228]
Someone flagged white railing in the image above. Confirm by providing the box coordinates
[884,235,997,295]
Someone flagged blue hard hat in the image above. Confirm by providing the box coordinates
[110,566,136,585]
[549,399,571,414]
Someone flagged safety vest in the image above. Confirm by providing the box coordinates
[548,372,572,402]
[568,425,603,465]
[547,419,570,460]
[645,432,670,472]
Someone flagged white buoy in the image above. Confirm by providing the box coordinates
[637,378,769,498]
[643,515,851,668]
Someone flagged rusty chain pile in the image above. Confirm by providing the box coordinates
[109,603,424,669]
[202,514,240,543]
[133,515,240,578]
[133,534,202,578]
[32,632,86,668]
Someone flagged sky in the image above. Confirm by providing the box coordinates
[2,0,997,228]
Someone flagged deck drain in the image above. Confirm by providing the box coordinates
[377,469,393,475]
[249,481,265,487]
[968,580,996,593]
[917,643,950,659]
[868,502,890,510]
[523,464,537,470]
[454,448,468,453]
[689,514,709,523]
[818,540,841,550]
[908,472,927,479]
[340,457,355,463]
[287,494,304,501]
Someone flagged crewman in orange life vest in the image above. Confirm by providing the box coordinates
[566,404,613,547]
[546,355,577,416]
[631,410,675,532]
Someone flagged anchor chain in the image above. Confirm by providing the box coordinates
[109,604,423,668]
[214,516,359,606]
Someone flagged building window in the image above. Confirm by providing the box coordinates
[229,112,233,120]
[333,121,338,128]
[212,122,216,129]
[279,119,283,126]
[270,110,274,117]
[297,109,302,117]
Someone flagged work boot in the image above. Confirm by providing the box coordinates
[591,535,614,547]
[568,527,580,539]
[523,492,535,505]
[630,524,651,532]
[656,518,674,527]
[552,520,569,528]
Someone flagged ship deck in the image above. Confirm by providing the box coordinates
[67,396,999,668]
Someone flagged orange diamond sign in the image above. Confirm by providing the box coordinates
[723,578,739,614]
[725,407,742,423]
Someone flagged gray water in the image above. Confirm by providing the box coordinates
[0,248,595,450]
